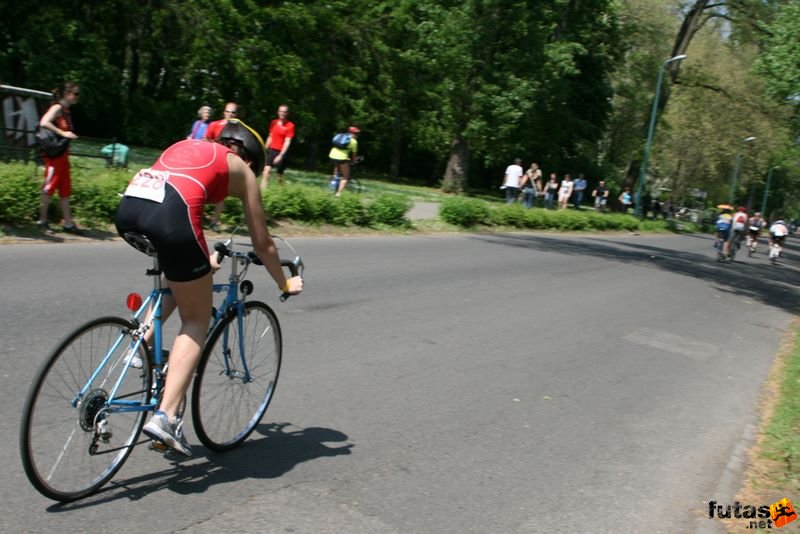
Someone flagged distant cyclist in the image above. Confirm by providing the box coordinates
[731,207,749,252]
[329,126,360,197]
[769,217,789,263]
[715,207,734,260]
[746,211,765,254]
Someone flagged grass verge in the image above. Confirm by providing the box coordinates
[732,321,800,530]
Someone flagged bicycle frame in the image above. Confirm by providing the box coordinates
[72,245,254,419]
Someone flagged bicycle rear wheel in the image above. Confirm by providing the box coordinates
[20,317,151,501]
[192,301,281,451]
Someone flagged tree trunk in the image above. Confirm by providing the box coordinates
[623,0,712,188]
[442,135,469,193]
[389,113,402,179]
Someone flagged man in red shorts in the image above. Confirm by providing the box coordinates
[260,104,295,192]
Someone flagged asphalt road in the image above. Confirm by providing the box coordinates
[1,232,798,533]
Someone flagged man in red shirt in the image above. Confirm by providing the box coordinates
[204,102,239,231]
[260,104,295,192]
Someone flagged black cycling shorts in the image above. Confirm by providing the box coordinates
[115,183,211,282]
[266,148,288,173]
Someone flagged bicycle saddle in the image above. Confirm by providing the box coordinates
[122,232,158,257]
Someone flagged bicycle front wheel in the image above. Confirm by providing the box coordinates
[20,317,151,501]
[192,301,282,451]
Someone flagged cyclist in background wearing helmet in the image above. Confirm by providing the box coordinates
[329,126,360,197]
[769,217,789,261]
[746,211,765,254]
[115,120,303,455]
[731,206,749,253]
[715,206,734,259]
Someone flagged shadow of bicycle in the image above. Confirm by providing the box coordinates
[48,422,352,511]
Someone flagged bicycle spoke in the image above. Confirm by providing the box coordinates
[192,302,282,451]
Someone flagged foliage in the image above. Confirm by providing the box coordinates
[758,327,800,489]
[260,184,409,227]
[68,169,129,226]
[1,0,798,213]
[755,1,800,108]
[366,194,412,226]
[0,164,40,224]
[439,196,491,227]
[441,195,641,231]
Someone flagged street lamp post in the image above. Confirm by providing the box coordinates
[635,54,687,217]
[728,136,756,206]
[760,165,780,215]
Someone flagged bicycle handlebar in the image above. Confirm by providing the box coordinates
[213,241,304,302]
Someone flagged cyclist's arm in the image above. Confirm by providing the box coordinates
[226,154,302,294]
[277,137,292,160]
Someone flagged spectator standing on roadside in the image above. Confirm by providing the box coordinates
[187,105,212,140]
[572,173,587,209]
[501,158,524,204]
[592,180,609,211]
[558,173,574,210]
[37,81,82,234]
[520,163,542,208]
[619,187,632,213]
[544,173,559,209]
[261,104,296,191]
[203,102,239,232]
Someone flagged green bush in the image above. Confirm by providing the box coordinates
[213,197,245,228]
[523,208,549,229]
[71,170,130,226]
[263,184,312,220]
[491,203,528,227]
[440,196,490,227]
[260,185,380,227]
[367,194,412,226]
[335,192,371,226]
[0,163,40,224]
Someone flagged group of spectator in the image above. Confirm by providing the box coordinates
[35,79,361,235]
[499,159,682,218]
[500,159,609,212]
[186,101,298,230]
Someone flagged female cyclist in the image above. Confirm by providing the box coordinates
[115,120,303,455]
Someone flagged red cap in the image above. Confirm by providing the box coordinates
[348,126,360,134]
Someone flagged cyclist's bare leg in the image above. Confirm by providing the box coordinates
[158,273,213,419]
[335,162,350,195]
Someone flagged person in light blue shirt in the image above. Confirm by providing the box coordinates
[573,173,587,209]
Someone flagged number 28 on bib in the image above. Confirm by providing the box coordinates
[124,169,169,203]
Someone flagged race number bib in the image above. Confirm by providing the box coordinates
[124,169,169,203]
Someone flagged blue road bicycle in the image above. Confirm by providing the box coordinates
[19,232,302,502]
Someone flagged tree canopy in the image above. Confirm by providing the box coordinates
[1,0,797,212]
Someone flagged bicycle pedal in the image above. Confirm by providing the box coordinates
[149,440,169,453]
